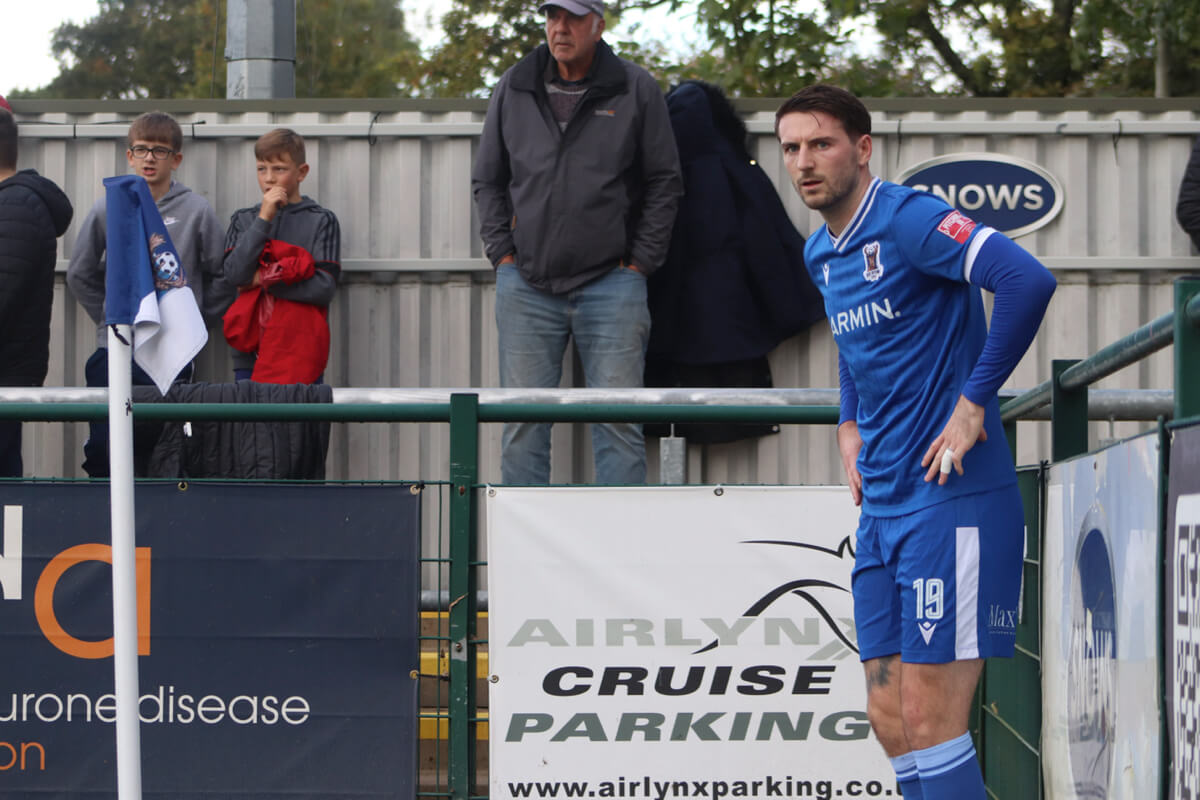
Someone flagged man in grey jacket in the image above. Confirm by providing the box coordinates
[472,0,682,485]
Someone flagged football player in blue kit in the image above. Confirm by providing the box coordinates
[775,85,1056,799]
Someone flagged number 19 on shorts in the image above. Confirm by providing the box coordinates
[913,577,944,620]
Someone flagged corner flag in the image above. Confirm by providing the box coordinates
[103,175,207,394]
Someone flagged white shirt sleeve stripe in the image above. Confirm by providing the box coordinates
[963,226,996,284]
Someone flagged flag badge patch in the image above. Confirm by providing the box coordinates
[937,210,976,243]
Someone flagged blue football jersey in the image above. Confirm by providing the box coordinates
[805,178,1016,515]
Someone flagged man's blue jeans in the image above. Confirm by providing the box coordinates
[495,264,650,485]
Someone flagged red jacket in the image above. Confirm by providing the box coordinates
[223,239,329,384]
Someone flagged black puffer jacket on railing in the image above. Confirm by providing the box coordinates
[136,381,333,480]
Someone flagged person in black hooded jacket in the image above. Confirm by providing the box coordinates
[1177,135,1200,250]
[0,107,74,476]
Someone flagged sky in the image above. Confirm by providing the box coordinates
[1,1,101,96]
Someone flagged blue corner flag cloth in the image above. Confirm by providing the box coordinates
[103,175,207,395]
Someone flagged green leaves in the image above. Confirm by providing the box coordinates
[9,0,1198,99]
[19,0,423,99]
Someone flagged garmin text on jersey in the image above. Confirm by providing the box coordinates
[829,298,900,337]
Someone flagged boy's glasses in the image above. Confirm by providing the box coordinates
[129,145,176,160]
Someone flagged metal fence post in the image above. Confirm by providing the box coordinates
[448,393,480,799]
[1175,277,1200,420]
[1051,359,1088,461]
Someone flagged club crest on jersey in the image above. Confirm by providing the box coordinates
[937,210,977,243]
[822,263,830,286]
[861,242,884,282]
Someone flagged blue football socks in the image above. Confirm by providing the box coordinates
[889,752,924,799]
[912,732,985,799]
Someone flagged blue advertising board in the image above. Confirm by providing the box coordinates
[1042,433,1161,800]
[897,153,1064,237]
[0,482,419,798]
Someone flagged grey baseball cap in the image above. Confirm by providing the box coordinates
[538,0,605,17]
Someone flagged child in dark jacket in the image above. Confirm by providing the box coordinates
[222,128,341,383]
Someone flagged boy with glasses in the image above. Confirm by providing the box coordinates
[67,111,227,477]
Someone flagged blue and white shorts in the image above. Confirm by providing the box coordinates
[852,484,1024,664]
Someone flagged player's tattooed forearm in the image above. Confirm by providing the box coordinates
[865,655,897,690]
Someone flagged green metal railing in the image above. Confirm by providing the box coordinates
[1,278,1197,799]
[990,275,1200,800]
[1000,276,1200,443]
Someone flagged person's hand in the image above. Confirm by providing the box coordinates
[241,266,264,290]
[921,394,987,485]
[837,420,864,506]
[497,253,515,266]
[258,186,289,222]
[624,263,644,274]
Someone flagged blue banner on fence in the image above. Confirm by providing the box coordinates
[0,482,419,798]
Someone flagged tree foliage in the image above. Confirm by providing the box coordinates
[294,0,423,97]
[422,0,546,97]
[8,0,1200,99]
[831,0,1200,96]
[13,0,422,100]
[27,0,216,99]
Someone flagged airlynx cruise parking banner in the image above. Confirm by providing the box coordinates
[0,482,419,798]
[486,485,895,800]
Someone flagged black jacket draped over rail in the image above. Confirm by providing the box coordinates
[645,82,826,442]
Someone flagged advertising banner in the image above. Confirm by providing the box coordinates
[895,153,1064,238]
[486,486,895,800]
[0,482,419,798]
[1042,432,1161,800]
[1167,422,1200,800]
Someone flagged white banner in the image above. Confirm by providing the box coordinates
[1174,493,1200,800]
[486,485,896,800]
[1043,433,1161,800]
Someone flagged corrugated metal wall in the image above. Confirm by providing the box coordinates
[10,99,1200,487]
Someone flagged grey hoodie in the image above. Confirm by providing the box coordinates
[67,180,227,348]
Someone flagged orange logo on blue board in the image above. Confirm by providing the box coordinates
[1,506,152,660]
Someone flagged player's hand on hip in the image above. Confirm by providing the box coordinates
[921,394,987,485]
[837,420,864,506]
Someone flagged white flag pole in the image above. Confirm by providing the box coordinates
[107,323,143,800]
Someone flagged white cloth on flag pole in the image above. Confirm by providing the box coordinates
[103,175,207,394]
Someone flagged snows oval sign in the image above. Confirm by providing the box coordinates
[896,153,1064,238]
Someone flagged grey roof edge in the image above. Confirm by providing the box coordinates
[7,96,1198,115]
[5,98,492,114]
[734,96,1200,113]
